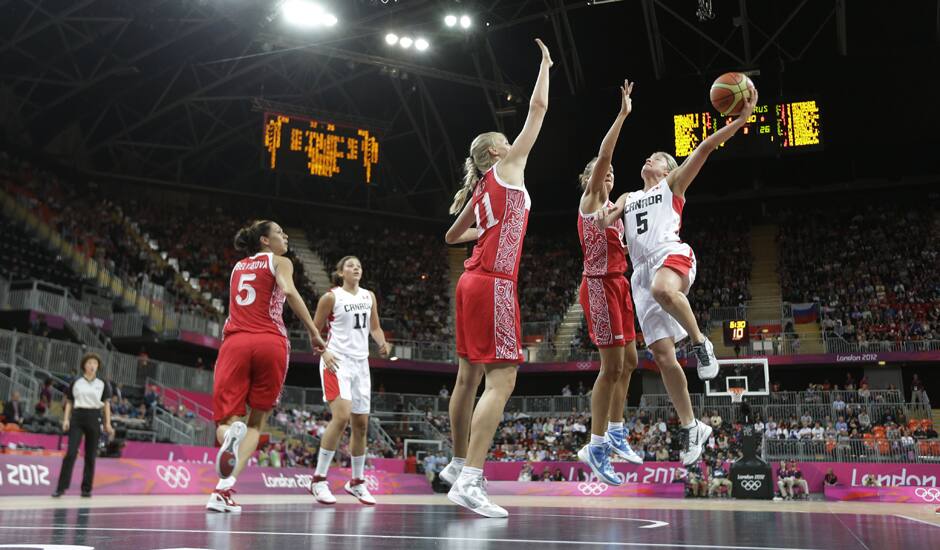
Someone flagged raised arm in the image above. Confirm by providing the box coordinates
[274,256,326,351]
[594,192,629,230]
[497,38,552,184]
[444,195,479,245]
[584,80,634,198]
[667,86,758,198]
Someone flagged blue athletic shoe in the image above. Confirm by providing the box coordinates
[606,428,643,465]
[577,443,623,486]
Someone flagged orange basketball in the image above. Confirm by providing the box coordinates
[710,72,754,116]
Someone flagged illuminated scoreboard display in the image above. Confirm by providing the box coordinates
[673,100,822,158]
[723,320,750,346]
[263,112,380,184]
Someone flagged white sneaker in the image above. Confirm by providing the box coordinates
[215,421,247,479]
[345,479,377,505]
[206,489,241,513]
[679,420,713,466]
[693,337,719,380]
[309,476,336,505]
[447,475,508,518]
[439,460,463,485]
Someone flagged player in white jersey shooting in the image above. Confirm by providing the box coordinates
[596,86,758,465]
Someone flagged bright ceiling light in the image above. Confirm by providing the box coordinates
[459,15,471,28]
[399,36,413,49]
[444,14,457,27]
[385,33,399,45]
[281,1,337,28]
[415,38,429,51]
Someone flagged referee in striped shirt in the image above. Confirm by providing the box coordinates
[53,352,115,498]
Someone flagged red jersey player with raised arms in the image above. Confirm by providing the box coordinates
[576,79,643,487]
[207,220,326,513]
[440,38,551,518]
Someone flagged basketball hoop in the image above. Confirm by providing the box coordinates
[729,387,746,403]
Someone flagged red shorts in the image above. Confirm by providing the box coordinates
[455,271,524,364]
[213,332,290,422]
[579,275,636,348]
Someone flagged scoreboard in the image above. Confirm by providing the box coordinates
[673,99,822,158]
[723,320,750,346]
[263,112,380,184]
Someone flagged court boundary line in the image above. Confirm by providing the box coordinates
[895,514,940,528]
[0,525,826,550]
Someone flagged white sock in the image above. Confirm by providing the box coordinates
[608,421,624,431]
[215,476,236,491]
[315,448,335,478]
[590,434,606,446]
[351,455,366,480]
[449,457,466,469]
[458,466,483,481]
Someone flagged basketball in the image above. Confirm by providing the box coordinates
[710,72,754,116]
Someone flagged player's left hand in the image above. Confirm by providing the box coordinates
[104,423,115,437]
[378,342,392,358]
[308,328,327,353]
[735,84,758,123]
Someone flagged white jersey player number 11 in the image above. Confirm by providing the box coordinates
[474,192,498,234]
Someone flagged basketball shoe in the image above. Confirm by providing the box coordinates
[448,474,508,518]
[215,421,247,479]
[309,475,336,504]
[577,443,623,485]
[692,337,719,380]
[679,420,713,466]
[345,479,377,505]
[606,427,643,465]
[205,488,241,513]
[439,459,463,485]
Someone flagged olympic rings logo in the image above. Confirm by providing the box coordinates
[364,474,379,492]
[914,488,940,502]
[740,480,762,491]
[578,482,609,496]
[577,362,592,371]
[156,465,192,489]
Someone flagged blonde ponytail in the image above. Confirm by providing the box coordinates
[449,132,505,216]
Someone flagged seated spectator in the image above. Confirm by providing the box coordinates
[708,458,733,498]
[823,468,839,486]
[788,461,809,499]
[686,463,708,497]
[2,391,25,425]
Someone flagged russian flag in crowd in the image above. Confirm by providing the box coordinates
[792,302,819,324]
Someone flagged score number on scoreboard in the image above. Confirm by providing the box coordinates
[263,112,380,184]
[674,100,822,158]
[723,320,749,346]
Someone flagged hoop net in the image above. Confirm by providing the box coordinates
[729,387,746,403]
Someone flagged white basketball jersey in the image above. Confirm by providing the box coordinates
[326,286,373,359]
[623,179,684,265]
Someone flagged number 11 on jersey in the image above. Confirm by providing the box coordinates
[352,312,368,330]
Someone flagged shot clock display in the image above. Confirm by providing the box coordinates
[673,99,822,158]
[263,112,380,184]
[723,320,749,346]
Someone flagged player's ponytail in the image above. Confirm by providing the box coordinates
[579,157,599,190]
[331,255,359,287]
[449,132,504,215]
[234,220,274,255]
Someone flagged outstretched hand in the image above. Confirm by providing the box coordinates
[735,83,758,123]
[535,38,553,67]
[620,79,634,117]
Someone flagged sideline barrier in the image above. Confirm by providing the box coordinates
[824,485,940,504]
[0,455,432,496]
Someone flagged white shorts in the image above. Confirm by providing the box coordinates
[630,241,697,346]
[320,352,371,415]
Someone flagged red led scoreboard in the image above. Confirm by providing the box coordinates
[674,99,822,158]
[263,112,380,184]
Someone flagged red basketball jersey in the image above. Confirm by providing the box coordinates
[463,165,532,281]
[578,201,628,277]
[222,252,287,339]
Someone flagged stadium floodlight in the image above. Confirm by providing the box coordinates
[399,36,413,49]
[444,14,457,27]
[385,33,399,45]
[415,38,429,51]
[459,15,471,28]
[281,1,337,28]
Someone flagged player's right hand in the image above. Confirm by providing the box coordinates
[62,420,70,432]
[321,350,340,372]
[308,328,326,353]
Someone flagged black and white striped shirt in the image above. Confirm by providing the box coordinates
[67,377,111,410]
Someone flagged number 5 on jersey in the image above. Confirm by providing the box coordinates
[235,273,256,306]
